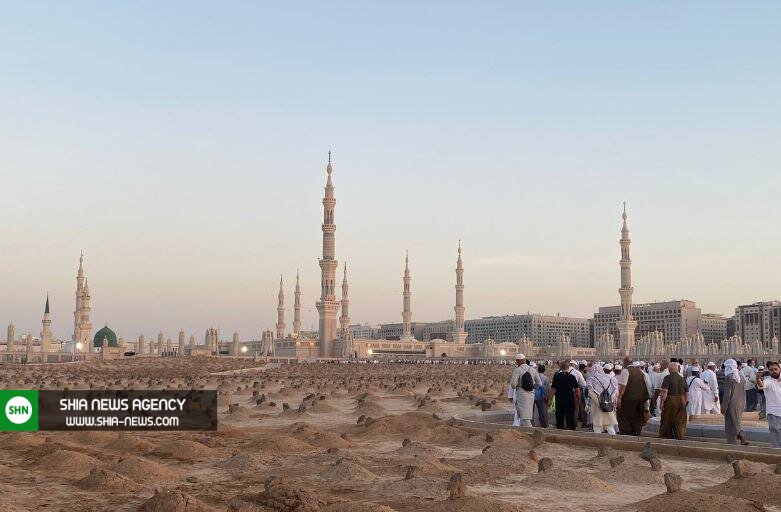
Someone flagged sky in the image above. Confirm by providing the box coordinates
[1,2,780,341]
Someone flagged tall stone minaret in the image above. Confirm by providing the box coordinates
[401,251,413,340]
[317,152,340,357]
[452,240,467,344]
[157,331,164,354]
[73,252,92,352]
[276,275,286,340]
[232,331,240,356]
[178,330,185,355]
[340,263,350,339]
[40,294,53,352]
[7,323,14,352]
[617,203,637,355]
[293,270,302,338]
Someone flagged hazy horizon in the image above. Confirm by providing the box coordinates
[2,2,780,340]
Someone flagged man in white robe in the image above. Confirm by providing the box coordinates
[701,362,721,414]
[685,366,711,418]
[509,353,540,427]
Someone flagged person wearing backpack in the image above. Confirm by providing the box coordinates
[509,353,541,427]
[587,362,618,434]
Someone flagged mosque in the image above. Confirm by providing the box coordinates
[4,154,781,364]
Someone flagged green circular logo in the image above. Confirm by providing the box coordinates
[5,396,33,424]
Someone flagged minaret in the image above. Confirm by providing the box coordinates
[178,330,185,355]
[452,240,467,344]
[40,294,53,352]
[340,263,350,339]
[401,251,413,340]
[7,323,14,352]
[73,252,92,352]
[157,331,164,354]
[232,331,240,356]
[617,203,638,355]
[276,275,286,340]
[138,334,146,354]
[293,270,302,338]
[317,152,340,357]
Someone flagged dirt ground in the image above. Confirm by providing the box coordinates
[0,358,779,512]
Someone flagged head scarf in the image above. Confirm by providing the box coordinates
[724,359,741,382]
[586,362,613,391]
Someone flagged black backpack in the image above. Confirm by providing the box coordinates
[520,371,535,392]
[598,381,614,412]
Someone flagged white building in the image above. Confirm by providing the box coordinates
[465,314,590,348]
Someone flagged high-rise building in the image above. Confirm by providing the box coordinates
[734,301,781,348]
[699,313,728,344]
[593,300,701,345]
[465,314,590,347]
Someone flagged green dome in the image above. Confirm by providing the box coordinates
[93,325,118,348]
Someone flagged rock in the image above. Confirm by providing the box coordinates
[404,466,416,480]
[641,442,656,462]
[538,457,553,472]
[447,473,466,499]
[775,463,781,475]
[664,472,682,493]
[326,447,340,454]
[186,475,200,483]
[649,457,663,472]
[481,402,491,411]
[282,403,290,412]
[732,460,752,478]
[357,415,366,425]
[137,489,212,512]
[253,475,321,512]
[726,453,738,463]
[532,430,545,447]
[432,413,441,420]
[364,417,375,427]
[597,446,616,458]
[485,433,494,443]
[402,438,411,447]
[482,445,491,454]
[527,450,540,462]
[609,456,625,468]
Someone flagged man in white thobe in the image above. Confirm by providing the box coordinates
[701,362,721,414]
[685,366,711,418]
[509,353,541,427]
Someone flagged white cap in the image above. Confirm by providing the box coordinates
[614,364,623,371]
[759,366,765,370]
[707,361,716,367]
[515,353,525,360]
[569,360,578,365]
[604,363,614,370]
[632,361,641,367]
[580,360,587,365]
[692,366,701,372]
[530,362,537,368]
[653,363,660,369]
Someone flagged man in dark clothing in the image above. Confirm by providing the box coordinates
[659,361,688,439]
[549,360,579,430]
[616,357,651,436]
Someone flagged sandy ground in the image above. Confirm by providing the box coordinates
[0,358,779,512]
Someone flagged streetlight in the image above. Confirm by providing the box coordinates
[367,349,373,357]
[241,346,248,354]
[500,349,506,356]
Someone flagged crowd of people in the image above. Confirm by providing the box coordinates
[508,353,781,448]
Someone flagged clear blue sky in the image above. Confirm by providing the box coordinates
[1,2,779,340]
